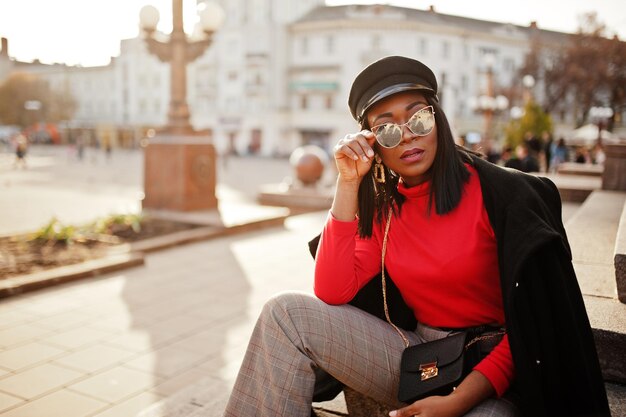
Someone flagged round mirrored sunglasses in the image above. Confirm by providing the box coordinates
[371,106,436,149]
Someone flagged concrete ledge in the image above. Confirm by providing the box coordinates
[566,190,626,299]
[585,294,626,383]
[0,252,145,298]
[258,183,334,211]
[606,383,626,416]
[557,162,603,177]
[543,173,602,203]
[615,202,626,302]
[343,387,388,417]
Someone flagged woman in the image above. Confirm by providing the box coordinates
[223,56,609,417]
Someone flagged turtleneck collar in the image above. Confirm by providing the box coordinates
[397,178,431,198]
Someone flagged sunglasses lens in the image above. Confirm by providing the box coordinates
[408,108,435,136]
[375,124,402,148]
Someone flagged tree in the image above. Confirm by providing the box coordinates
[520,13,626,129]
[505,100,553,149]
[0,72,76,128]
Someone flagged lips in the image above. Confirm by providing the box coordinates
[400,148,424,161]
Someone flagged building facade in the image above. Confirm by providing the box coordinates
[0,2,605,155]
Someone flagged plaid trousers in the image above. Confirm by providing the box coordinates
[223,292,519,417]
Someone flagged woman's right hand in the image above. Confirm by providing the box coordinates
[333,130,377,184]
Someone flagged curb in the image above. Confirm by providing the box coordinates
[0,212,290,299]
[0,253,145,298]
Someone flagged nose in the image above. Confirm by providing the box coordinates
[400,121,416,144]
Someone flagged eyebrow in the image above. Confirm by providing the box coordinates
[371,100,429,126]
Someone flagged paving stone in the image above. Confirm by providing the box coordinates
[0,389,107,417]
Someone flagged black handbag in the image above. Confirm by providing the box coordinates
[379,210,504,404]
[397,331,468,403]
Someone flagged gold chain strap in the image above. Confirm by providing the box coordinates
[464,330,506,350]
[381,209,411,348]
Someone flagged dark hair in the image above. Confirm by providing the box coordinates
[356,95,472,238]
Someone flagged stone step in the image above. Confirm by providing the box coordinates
[564,190,626,384]
[615,201,626,302]
[566,190,626,299]
[585,294,626,383]
[543,172,602,203]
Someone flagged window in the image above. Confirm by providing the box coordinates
[503,58,515,72]
[442,41,449,59]
[327,35,334,54]
[301,37,308,55]
[461,75,468,91]
[139,99,147,113]
[479,47,498,57]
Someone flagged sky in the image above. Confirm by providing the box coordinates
[0,0,624,67]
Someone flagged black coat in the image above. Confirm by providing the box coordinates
[308,156,610,416]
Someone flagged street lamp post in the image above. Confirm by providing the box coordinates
[140,1,224,135]
[139,0,224,212]
[589,106,614,146]
[468,55,509,147]
[522,74,535,103]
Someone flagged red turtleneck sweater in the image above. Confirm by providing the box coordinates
[314,166,514,396]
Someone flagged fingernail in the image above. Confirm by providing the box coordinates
[389,411,397,417]
[353,155,359,160]
[367,149,374,157]
[362,155,369,162]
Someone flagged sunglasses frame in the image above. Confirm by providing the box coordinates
[370,105,436,149]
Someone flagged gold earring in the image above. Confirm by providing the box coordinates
[374,155,386,184]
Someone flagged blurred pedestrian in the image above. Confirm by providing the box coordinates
[76,136,85,161]
[523,131,542,159]
[542,131,553,172]
[498,146,513,167]
[13,134,28,169]
[103,138,112,161]
[549,137,568,173]
[505,144,539,173]
[592,143,606,165]
[575,147,591,164]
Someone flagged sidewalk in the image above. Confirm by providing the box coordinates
[0,210,328,416]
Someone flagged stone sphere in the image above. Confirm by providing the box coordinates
[289,145,329,186]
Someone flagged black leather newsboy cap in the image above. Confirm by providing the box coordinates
[348,56,438,123]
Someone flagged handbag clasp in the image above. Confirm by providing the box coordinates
[419,362,438,381]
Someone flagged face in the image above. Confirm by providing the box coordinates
[366,91,438,187]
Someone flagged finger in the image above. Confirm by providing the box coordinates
[355,133,375,159]
[360,129,377,147]
[335,142,360,161]
[389,404,418,417]
[337,135,368,162]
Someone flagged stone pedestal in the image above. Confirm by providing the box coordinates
[602,142,626,191]
[143,135,217,211]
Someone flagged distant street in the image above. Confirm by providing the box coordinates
[0,145,295,236]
